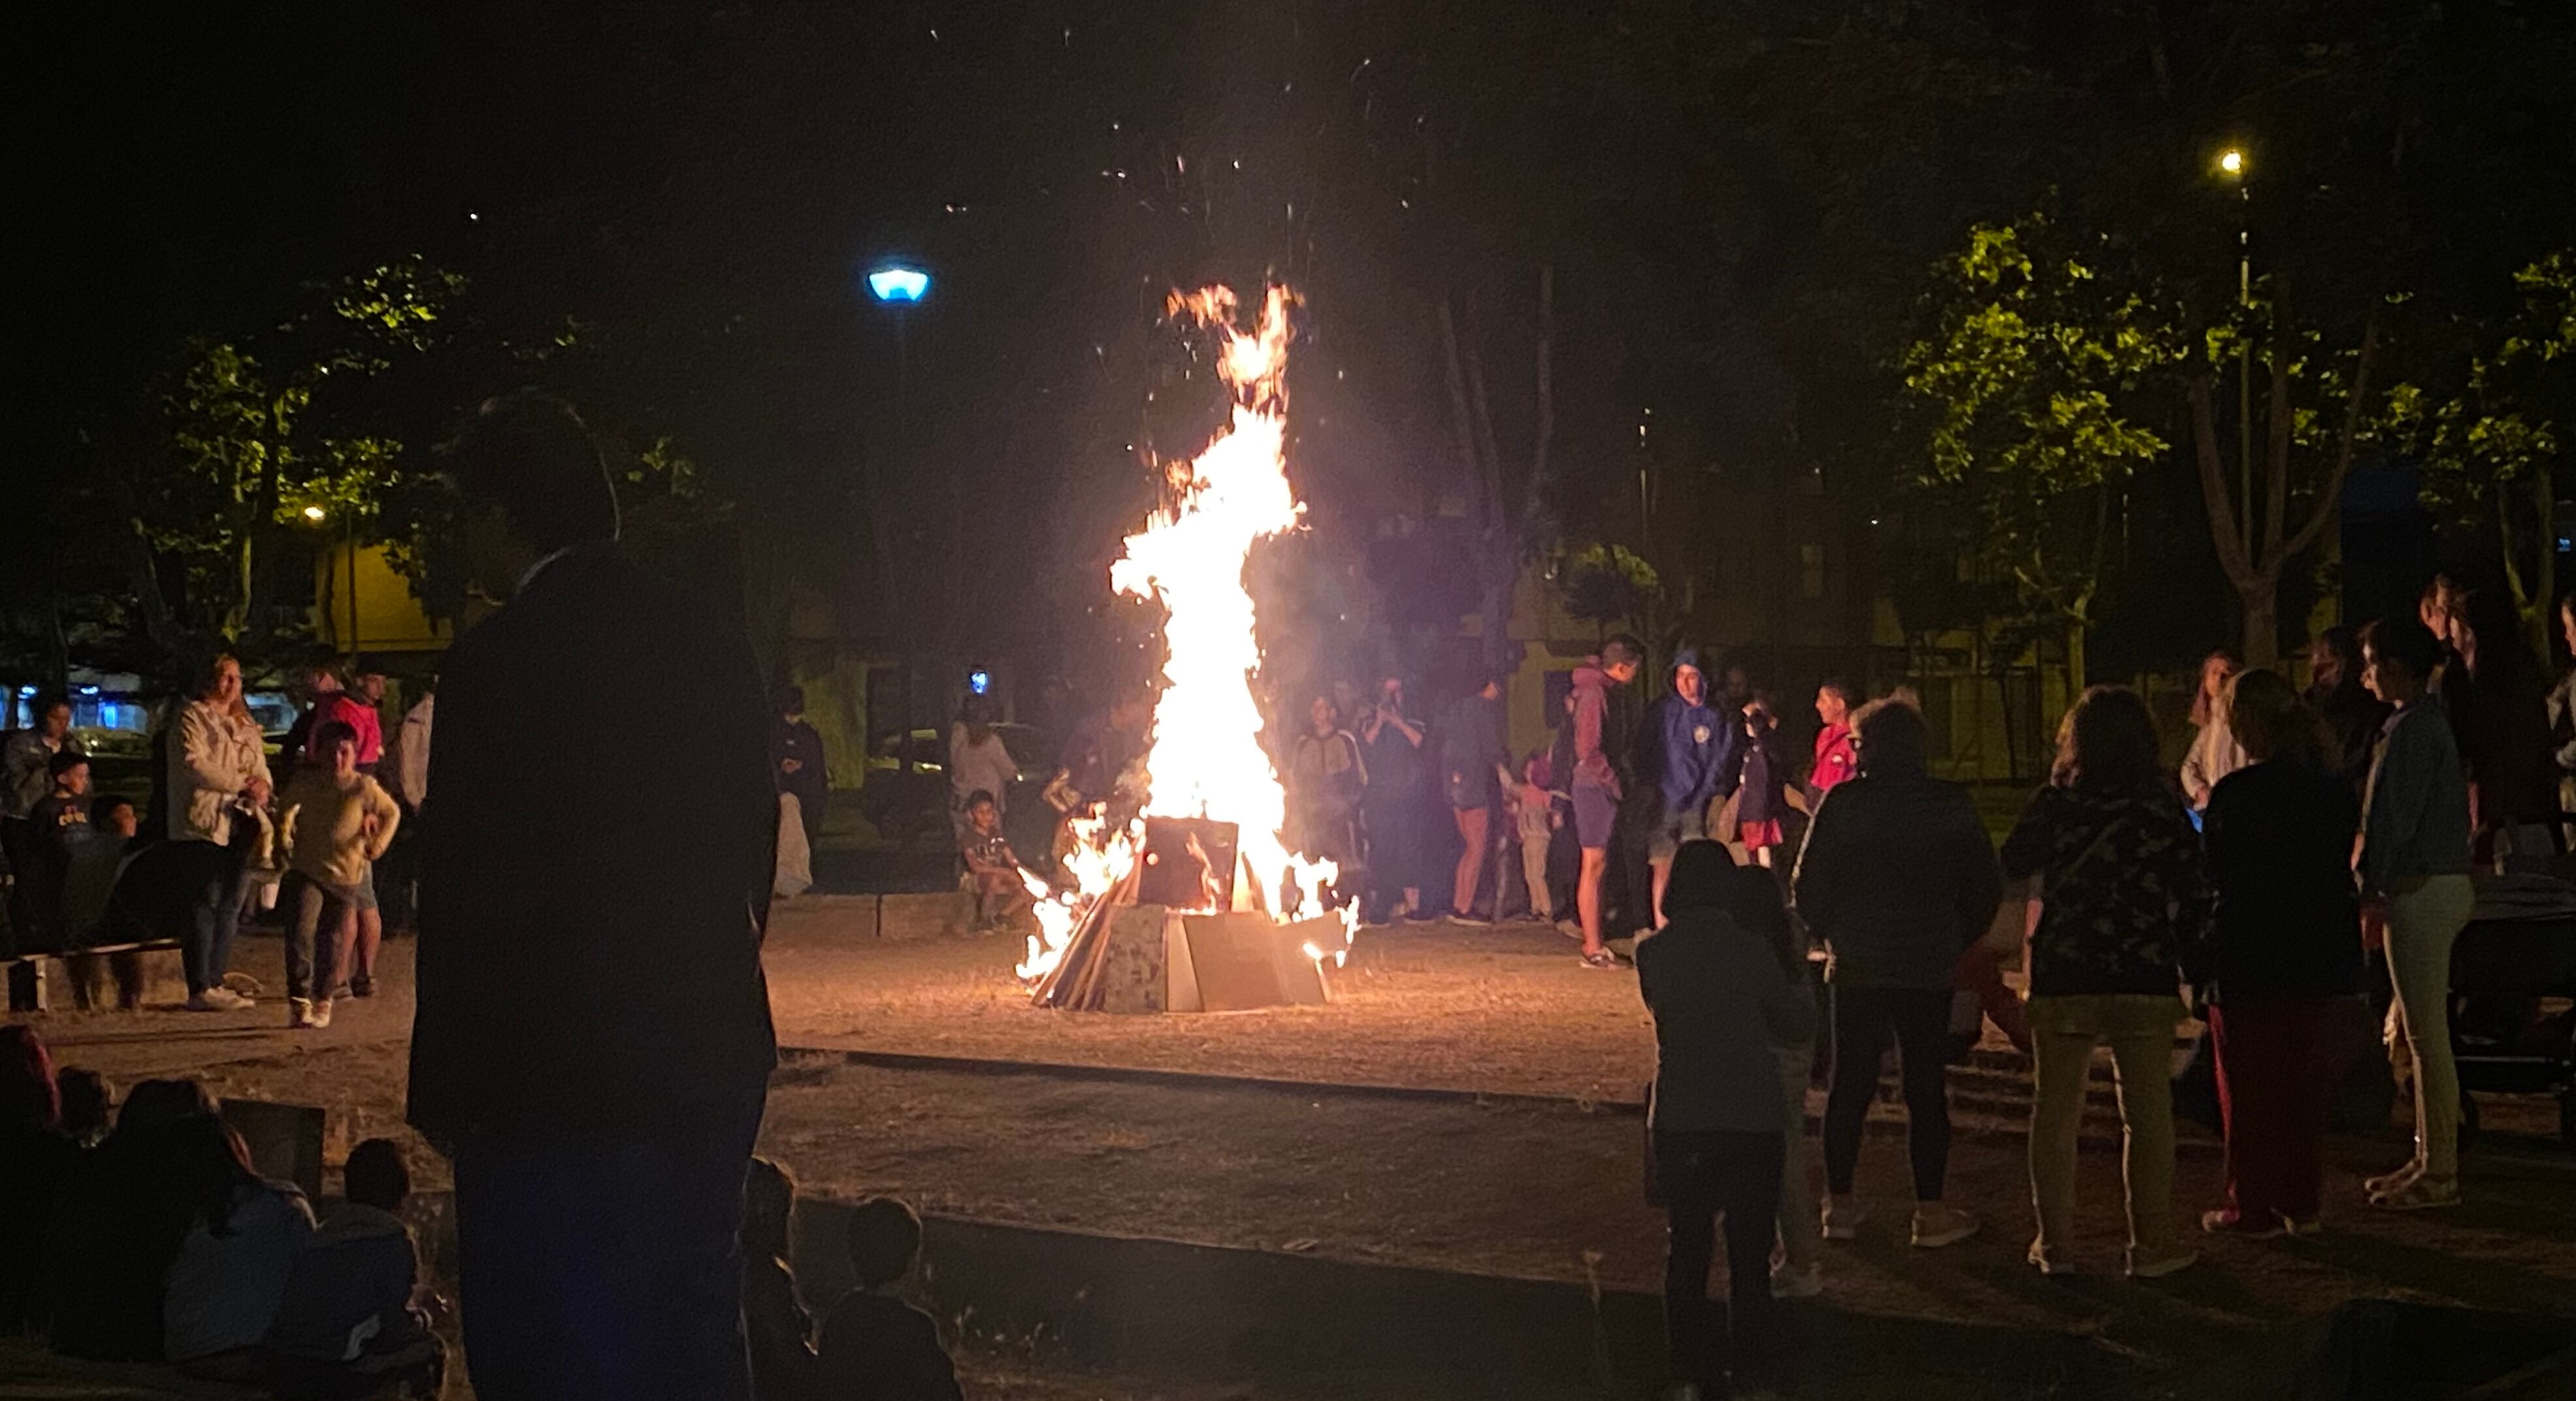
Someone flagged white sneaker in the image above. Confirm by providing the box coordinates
[308,998,333,1029]
[186,987,252,1012]
[1910,1204,1980,1248]
[288,997,315,1029]
[1821,1200,1868,1240]
[1770,1261,1825,1298]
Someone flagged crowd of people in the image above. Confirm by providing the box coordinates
[0,658,436,1028]
[1631,582,2560,1396]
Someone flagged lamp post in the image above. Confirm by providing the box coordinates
[866,261,943,745]
[2217,147,2253,553]
[304,504,358,660]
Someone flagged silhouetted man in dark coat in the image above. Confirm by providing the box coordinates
[408,394,777,1401]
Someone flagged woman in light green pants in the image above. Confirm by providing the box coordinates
[2355,615,2476,1211]
[2002,687,2208,1278]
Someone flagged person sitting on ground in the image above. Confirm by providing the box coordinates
[1,1026,81,1334]
[62,794,139,947]
[56,1065,113,1149]
[958,790,1028,934]
[16,749,95,950]
[742,1156,819,1401]
[1791,698,2000,1250]
[2001,685,2206,1279]
[278,720,400,1029]
[44,1077,224,1361]
[948,697,1017,848]
[817,1196,962,1401]
[266,1137,446,1401]
[161,1114,316,1381]
[2197,669,2363,1239]
[1636,842,1816,1396]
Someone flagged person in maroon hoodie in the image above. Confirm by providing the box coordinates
[1569,636,1644,968]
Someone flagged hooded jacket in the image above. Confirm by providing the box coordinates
[266,1202,430,1363]
[1791,769,2002,990]
[1640,651,1733,817]
[1570,664,1619,795]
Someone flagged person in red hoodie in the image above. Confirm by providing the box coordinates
[1808,679,1860,803]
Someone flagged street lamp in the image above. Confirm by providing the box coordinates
[866,265,931,303]
[862,260,949,747]
[2216,146,2253,554]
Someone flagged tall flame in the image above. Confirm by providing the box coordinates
[1017,284,1350,988]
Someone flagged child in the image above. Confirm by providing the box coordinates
[957,790,1028,935]
[277,721,400,1029]
[265,1137,446,1400]
[1735,697,1789,868]
[19,750,93,950]
[742,1156,819,1401]
[1513,750,1565,927]
[817,1197,960,1401]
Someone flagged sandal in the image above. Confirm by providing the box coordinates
[2369,1174,2459,1211]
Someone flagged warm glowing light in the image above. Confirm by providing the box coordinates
[1015,284,1354,992]
[2217,148,2245,176]
[302,505,328,522]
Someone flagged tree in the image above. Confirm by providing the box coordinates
[128,257,465,654]
[1901,216,2182,699]
[1441,266,1557,674]
[2392,250,2576,649]
[2183,287,2383,668]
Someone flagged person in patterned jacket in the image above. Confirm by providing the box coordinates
[2001,685,2209,1280]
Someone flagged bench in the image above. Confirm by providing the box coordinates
[3,938,189,1012]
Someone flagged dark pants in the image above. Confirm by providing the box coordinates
[285,875,357,1001]
[451,1093,765,1401]
[375,813,419,933]
[1823,984,1953,1200]
[2210,997,2350,1223]
[1,817,38,954]
[1656,1128,1785,1387]
[788,783,826,850]
[174,839,247,996]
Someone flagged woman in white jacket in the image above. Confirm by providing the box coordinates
[2181,649,2248,812]
[167,654,271,1010]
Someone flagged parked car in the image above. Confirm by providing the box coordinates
[860,722,1055,852]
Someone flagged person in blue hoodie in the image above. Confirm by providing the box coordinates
[1640,648,1738,929]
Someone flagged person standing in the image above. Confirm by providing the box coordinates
[2199,669,2363,1238]
[1636,841,1815,1396]
[2443,587,2556,871]
[772,686,830,851]
[1441,673,1512,924]
[1358,676,1430,922]
[1288,696,1367,874]
[1571,637,1644,967]
[2551,595,2576,850]
[4,694,81,950]
[2002,686,2204,1278]
[1735,696,1791,869]
[1512,750,1565,926]
[1807,680,1859,804]
[2305,627,2390,786]
[410,394,777,1401]
[169,656,270,1012]
[277,720,400,1030]
[20,752,95,951]
[1640,648,1731,927]
[947,698,1017,848]
[2181,650,2247,811]
[379,682,434,937]
[1791,700,1998,1249]
[2355,614,2475,1211]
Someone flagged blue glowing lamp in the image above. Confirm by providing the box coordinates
[867,266,931,303]
[968,669,992,696]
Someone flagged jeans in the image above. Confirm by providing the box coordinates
[2383,874,2474,1180]
[1655,1128,1784,1387]
[1774,1046,1822,1271]
[1823,985,1952,1200]
[2210,997,2352,1223]
[2027,993,2180,1256]
[175,839,247,996]
[285,875,357,1002]
[451,1093,766,1401]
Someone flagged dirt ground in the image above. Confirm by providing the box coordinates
[19,904,2576,1394]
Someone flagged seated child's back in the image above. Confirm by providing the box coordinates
[816,1197,960,1401]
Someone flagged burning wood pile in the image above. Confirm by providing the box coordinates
[1015,285,1355,1012]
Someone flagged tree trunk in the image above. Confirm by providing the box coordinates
[2062,619,2088,717]
[2240,577,2281,668]
[2533,470,2557,657]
